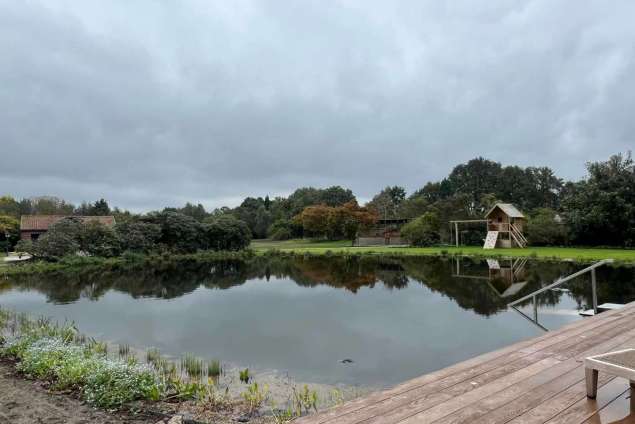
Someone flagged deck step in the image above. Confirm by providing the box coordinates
[483,231,499,249]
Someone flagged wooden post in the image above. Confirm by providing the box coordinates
[455,222,459,247]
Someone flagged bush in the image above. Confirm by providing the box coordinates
[526,208,569,246]
[81,221,121,257]
[202,215,252,251]
[14,239,34,254]
[142,211,203,253]
[34,227,80,260]
[115,221,161,253]
[400,212,440,246]
[268,219,294,240]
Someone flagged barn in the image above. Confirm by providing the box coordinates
[20,215,116,241]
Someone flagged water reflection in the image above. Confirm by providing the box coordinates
[1,256,634,386]
[4,256,634,317]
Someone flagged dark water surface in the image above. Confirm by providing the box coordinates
[1,256,633,387]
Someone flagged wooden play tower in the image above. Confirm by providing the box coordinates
[450,203,527,249]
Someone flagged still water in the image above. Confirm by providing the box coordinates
[1,256,633,387]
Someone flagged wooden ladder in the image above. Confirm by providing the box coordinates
[509,223,527,248]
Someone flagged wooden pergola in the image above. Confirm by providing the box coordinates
[448,219,489,247]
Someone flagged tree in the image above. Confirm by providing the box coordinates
[30,196,75,215]
[0,215,19,251]
[232,197,272,239]
[563,152,635,247]
[115,221,162,253]
[142,211,203,253]
[447,157,503,203]
[90,198,111,216]
[202,215,252,251]
[400,212,441,246]
[0,196,20,218]
[400,195,431,219]
[31,218,84,260]
[80,221,121,257]
[320,186,356,207]
[294,202,377,241]
[169,202,208,221]
[366,186,406,218]
[294,204,330,238]
[526,208,568,246]
[268,219,294,240]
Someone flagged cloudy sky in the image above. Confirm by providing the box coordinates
[1,1,633,211]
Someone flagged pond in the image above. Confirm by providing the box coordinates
[1,256,634,389]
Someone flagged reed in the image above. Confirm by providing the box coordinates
[118,343,130,358]
[207,359,222,379]
[181,353,204,380]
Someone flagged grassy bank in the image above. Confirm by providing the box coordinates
[251,239,635,262]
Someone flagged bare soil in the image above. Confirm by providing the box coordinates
[0,359,157,424]
[0,359,274,424]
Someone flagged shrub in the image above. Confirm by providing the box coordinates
[81,221,121,257]
[526,208,569,246]
[400,212,440,246]
[115,221,162,253]
[33,227,80,260]
[202,215,252,251]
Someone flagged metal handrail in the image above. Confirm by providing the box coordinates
[508,259,614,307]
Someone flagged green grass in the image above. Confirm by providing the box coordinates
[251,239,635,262]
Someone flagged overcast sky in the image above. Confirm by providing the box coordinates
[1,1,633,211]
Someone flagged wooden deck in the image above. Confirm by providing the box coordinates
[297,302,635,424]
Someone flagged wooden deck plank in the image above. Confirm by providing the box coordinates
[295,302,635,424]
[394,320,635,424]
[433,329,635,424]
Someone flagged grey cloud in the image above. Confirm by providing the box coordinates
[1,0,634,211]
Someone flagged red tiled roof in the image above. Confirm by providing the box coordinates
[20,215,116,231]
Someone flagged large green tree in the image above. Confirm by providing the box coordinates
[202,215,252,251]
[366,186,406,218]
[563,153,634,247]
[526,208,568,246]
[142,211,203,253]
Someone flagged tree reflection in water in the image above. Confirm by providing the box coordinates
[4,256,635,317]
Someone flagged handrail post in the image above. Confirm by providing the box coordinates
[591,268,598,315]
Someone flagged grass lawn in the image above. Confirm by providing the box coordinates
[251,239,635,262]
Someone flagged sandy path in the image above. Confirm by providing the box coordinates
[0,361,154,424]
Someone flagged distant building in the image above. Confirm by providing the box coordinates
[20,215,116,241]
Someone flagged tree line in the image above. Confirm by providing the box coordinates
[1,151,633,252]
[13,212,252,260]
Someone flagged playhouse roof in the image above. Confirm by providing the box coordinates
[485,203,525,219]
